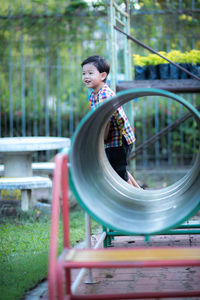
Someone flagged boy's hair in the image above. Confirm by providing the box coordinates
[81,55,110,82]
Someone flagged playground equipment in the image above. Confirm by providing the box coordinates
[69,89,200,235]
[48,88,200,299]
[104,0,200,243]
[48,2,200,298]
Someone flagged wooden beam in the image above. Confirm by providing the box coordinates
[116,79,200,93]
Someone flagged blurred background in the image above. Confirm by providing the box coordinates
[0,0,199,187]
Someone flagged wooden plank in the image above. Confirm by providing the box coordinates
[65,247,200,263]
[116,79,200,93]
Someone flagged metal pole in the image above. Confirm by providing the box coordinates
[129,104,200,160]
[108,0,116,91]
[9,27,13,137]
[31,2,38,139]
[20,4,26,137]
[45,24,49,137]
[114,25,200,82]
[155,98,159,167]
[142,99,147,168]
[56,5,61,137]
[71,231,106,293]
[167,100,172,166]
[57,47,61,137]
[84,213,93,284]
[32,57,38,137]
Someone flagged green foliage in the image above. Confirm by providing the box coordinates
[0,206,99,300]
[130,1,200,56]
[133,50,200,66]
[0,0,199,164]
[0,0,107,137]
[0,210,52,300]
[167,50,186,63]
[0,0,90,16]
[65,0,88,14]
[145,52,168,66]
[132,54,148,66]
[185,49,200,64]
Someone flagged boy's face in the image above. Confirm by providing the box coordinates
[82,63,107,92]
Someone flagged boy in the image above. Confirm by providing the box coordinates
[81,55,140,188]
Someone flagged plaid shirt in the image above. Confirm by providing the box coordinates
[89,84,135,148]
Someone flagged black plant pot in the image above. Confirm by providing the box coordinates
[188,63,200,79]
[179,63,190,79]
[158,64,169,79]
[169,64,179,79]
[197,63,200,77]
[147,65,158,80]
[134,65,147,80]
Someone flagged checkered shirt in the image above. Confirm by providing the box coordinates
[89,84,135,148]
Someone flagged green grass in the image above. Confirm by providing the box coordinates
[0,206,100,300]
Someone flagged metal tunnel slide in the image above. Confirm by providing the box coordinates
[69,88,200,235]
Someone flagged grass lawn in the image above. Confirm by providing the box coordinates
[0,206,100,300]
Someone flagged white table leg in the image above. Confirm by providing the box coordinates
[21,189,32,211]
[3,152,32,177]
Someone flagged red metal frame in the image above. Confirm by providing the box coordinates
[48,152,200,300]
[48,152,70,300]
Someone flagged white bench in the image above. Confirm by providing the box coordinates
[0,162,55,177]
[0,176,52,211]
[32,162,55,176]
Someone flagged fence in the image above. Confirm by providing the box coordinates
[0,0,199,168]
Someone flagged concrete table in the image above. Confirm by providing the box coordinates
[0,136,70,177]
[0,136,70,210]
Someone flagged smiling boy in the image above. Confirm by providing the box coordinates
[81,55,140,188]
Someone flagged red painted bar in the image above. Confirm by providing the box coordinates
[61,154,70,248]
[48,152,200,300]
[48,153,63,300]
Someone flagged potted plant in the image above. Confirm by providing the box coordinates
[186,49,200,78]
[156,51,169,79]
[133,54,148,80]
[179,52,191,79]
[167,50,184,79]
[133,50,200,81]
[146,54,159,79]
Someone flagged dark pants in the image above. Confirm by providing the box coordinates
[105,137,133,181]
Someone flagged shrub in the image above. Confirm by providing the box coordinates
[133,54,148,66]
[167,50,185,63]
[185,49,200,64]
[133,49,200,67]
